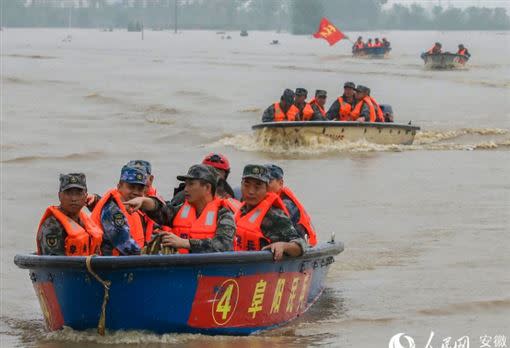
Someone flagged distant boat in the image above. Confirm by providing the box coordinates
[240,30,248,37]
[252,121,420,146]
[421,52,469,70]
[353,46,391,59]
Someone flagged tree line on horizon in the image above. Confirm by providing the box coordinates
[2,0,509,32]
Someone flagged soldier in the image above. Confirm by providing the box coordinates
[350,85,377,122]
[302,89,327,121]
[126,160,159,197]
[235,164,307,261]
[37,173,103,256]
[124,164,236,253]
[327,82,356,121]
[293,88,308,120]
[265,164,318,246]
[261,89,299,122]
[91,165,149,255]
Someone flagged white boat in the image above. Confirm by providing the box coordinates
[421,52,469,70]
[252,121,420,145]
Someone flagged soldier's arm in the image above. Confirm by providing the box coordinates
[262,104,275,122]
[37,216,66,256]
[86,193,101,212]
[144,198,180,227]
[326,100,340,120]
[100,201,141,256]
[360,104,370,122]
[189,208,235,253]
[260,207,307,256]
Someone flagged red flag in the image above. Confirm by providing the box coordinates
[313,18,345,46]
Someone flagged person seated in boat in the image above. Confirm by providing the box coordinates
[302,90,327,121]
[327,81,356,121]
[265,164,318,247]
[91,165,150,255]
[366,87,385,122]
[350,85,380,123]
[427,42,442,55]
[126,160,160,198]
[234,164,307,261]
[380,104,394,123]
[457,44,471,58]
[261,88,299,122]
[125,164,236,253]
[293,88,309,120]
[382,38,390,48]
[352,36,364,53]
[37,173,103,256]
[374,38,383,48]
[366,38,374,48]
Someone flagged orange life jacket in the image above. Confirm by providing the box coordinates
[223,197,242,214]
[234,193,289,251]
[458,49,467,56]
[280,187,317,246]
[302,102,314,121]
[369,96,385,122]
[274,103,299,122]
[91,189,146,254]
[337,96,353,121]
[172,198,225,254]
[355,42,364,49]
[427,46,440,54]
[374,42,383,48]
[37,206,103,256]
[351,96,376,122]
[367,42,374,48]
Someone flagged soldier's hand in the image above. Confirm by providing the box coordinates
[161,232,190,250]
[124,197,146,213]
[262,242,286,261]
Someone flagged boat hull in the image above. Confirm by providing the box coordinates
[353,46,391,59]
[421,53,468,70]
[252,121,420,146]
[14,242,343,335]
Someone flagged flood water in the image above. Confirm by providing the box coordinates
[1,28,509,347]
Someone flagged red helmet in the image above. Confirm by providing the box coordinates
[202,153,230,172]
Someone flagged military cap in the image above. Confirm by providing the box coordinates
[265,164,284,180]
[458,44,464,48]
[356,85,370,94]
[435,42,442,47]
[59,173,87,192]
[126,160,152,175]
[295,88,308,97]
[242,164,271,184]
[176,164,217,187]
[120,165,147,185]
[281,88,295,103]
[315,89,327,98]
[344,81,356,89]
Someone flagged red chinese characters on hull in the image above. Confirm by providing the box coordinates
[34,281,64,331]
[188,270,314,328]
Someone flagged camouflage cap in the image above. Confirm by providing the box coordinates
[315,89,327,98]
[356,85,370,94]
[265,164,284,180]
[281,89,295,104]
[295,88,308,97]
[242,164,271,184]
[59,173,87,192]
[120,165,147,185]
[126,160,152,175]
[344,81,356,89]
[176,164,217,187]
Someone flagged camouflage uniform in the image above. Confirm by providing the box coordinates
[98,166,148,256]
[241,164,307,254]
[145,165,236,253]
[37,173,87,255]
[327,82,357,121]
[262,89,295,122]
[309,103,327,121]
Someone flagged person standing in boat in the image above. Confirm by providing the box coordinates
[350,85,378,123]
[302,90,327,121]
[265,164,318,247]
[327,81,357,121]
[261,89,299,122]
[91,165,149,255]
[36,173,103,256]
[234,164,307,261]
[124,164,236,253]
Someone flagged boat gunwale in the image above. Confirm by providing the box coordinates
[252,121,420,131]
[14,242,344,270]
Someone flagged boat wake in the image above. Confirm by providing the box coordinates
[217,128,510,155]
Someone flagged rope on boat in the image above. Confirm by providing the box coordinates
[85,255,111,336]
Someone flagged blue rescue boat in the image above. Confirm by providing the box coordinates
[14,241,343,335]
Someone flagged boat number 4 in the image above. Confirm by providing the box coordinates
[212,279,239,325]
